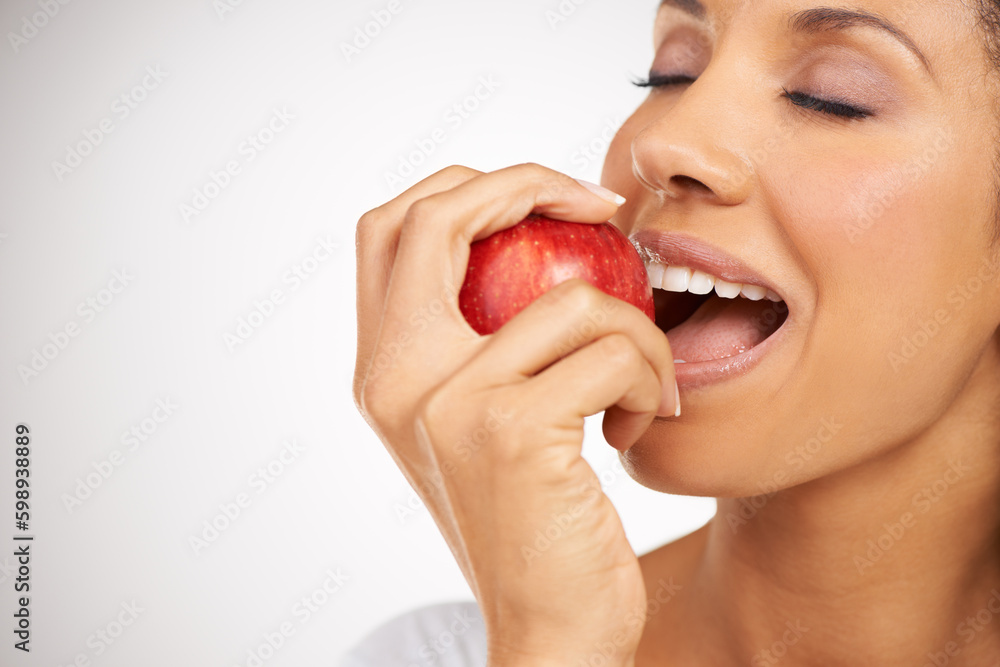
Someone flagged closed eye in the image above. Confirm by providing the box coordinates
[632,74,873,120]
[780,88,871,119]
[633,73,697,88]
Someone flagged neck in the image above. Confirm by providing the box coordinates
[694,348,1000,666]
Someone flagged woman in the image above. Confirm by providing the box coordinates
[345,0,1000,664]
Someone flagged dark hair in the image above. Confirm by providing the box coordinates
[974,1,1000,247]
[977,1,1000,69]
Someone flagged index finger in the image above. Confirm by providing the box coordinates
[355,166,484,402]
[381,164,626,345]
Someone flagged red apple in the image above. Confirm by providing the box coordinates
[459,215,655,335]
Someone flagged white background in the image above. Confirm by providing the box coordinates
[0,0,716,664]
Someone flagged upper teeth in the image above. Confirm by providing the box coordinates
[645,261,782,302]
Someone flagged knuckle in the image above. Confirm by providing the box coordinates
[402,197,437,233]
[352,375,365,415]
[513,161,546,174]
[548,278,602,314]
[506,162,567,205]
[355,209,381,248]
[357,379,378,420]
[534,179,566,206]
[630,396,660,418]
[511,163,570,203]
[436,164,478,181]
[600,333,642,369]
[633,373,663,413]
[358,374,392,425]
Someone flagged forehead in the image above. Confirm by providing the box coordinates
[653,0,985,76]
[655,0,971,33]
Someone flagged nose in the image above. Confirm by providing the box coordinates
[631,75,756,207]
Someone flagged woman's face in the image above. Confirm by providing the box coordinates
[603,0,1000,496]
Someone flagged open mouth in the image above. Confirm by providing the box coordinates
[645,262,789,364]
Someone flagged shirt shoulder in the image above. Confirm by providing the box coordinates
[338,600,486,667]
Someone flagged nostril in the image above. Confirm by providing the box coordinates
[670,175,712,193]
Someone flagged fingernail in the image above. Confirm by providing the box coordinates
[575,179,627,207]
[658,379,681,418]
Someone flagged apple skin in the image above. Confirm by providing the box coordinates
[459,215,655,336]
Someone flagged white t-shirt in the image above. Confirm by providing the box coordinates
[339,601,487,667]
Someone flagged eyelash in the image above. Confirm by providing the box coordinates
[779,88,871,119]
[633,74,873,120]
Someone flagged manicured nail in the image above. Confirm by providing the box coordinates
[658,379,681,418]
[575,179,627,207]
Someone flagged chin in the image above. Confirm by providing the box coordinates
[619,422,766,498]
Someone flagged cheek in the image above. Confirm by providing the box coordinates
[781,131,951,254]
[772,128,999,426]
[776,127,987,323]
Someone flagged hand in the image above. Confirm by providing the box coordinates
[353,164,678,666]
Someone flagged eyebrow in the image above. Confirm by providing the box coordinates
[789,7,932,75]
[658,2,933,76]
[659,0,706,21]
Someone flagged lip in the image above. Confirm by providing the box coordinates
[669,315,790,391]
[630,230,782,295]
[628,229,793,393]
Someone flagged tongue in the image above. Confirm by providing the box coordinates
[667,295,784,363]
